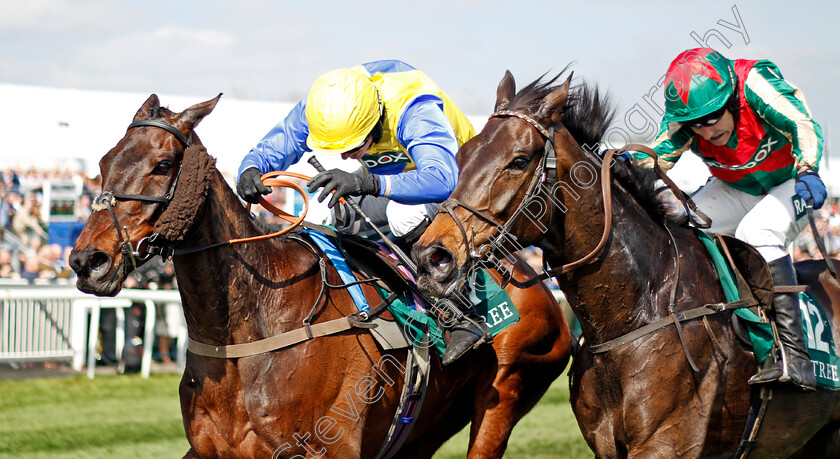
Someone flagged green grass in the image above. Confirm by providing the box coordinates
[436,376,592,458]
[0,373,189,458]
[0,371,590,458]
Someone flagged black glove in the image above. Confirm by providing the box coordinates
[236,167,271,204]
[307,169,380,208]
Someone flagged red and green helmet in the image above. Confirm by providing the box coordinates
[663,48,736,123]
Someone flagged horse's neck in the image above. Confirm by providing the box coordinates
[173,172,312,344]
[547,173,676,345]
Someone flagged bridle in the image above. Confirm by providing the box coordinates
[92,120,193,276]
[436,109,725,373]
[437,108,712,291]
[437,109,616,290]
[93,119,312,279]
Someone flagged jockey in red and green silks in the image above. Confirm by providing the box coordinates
[634,47,824,391]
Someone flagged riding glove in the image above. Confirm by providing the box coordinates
[600,149,631,162]
[795,168,827,209]
[307,169,381,208]
[236,167,271,204]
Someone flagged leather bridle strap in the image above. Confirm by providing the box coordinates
[127,119,193,148]
[91,120,193,273]
[442,110,615,287]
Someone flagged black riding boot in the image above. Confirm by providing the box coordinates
[438,298,492,366]
[392,217,430,255]
[748,256,816,391]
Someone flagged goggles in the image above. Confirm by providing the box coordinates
[686,106,726,129]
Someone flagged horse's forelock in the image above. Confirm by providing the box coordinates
[154,145,216,240]
[146,105,175,121]
[511,70,679,225]
[509,67,614,149]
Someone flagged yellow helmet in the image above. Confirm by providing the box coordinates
[305,68,382,155]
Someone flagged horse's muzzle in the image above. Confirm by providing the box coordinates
[69,248,121,296]
[413,243,461,298]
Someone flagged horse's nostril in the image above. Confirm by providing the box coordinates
[69,249,111,276]
[429,248,451,268]
[87,251,109,270]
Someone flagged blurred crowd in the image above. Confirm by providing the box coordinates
[4,165,840,282]
[0,165,183,363]
[790,198,840,262]
[0,166,96,283]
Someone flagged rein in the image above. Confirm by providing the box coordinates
[438,110,615,291]
[439,111,711,291]
[93,121,311,274]
[440,109,726,371]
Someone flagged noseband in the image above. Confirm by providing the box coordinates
[92,120,192,275]
[437,110,616,289]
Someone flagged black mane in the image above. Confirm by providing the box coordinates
[509,70,679,224]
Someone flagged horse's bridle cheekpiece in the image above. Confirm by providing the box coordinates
[92,120,192,275]
[436,109,574,290]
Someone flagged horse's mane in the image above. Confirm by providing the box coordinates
[510,70,680,225]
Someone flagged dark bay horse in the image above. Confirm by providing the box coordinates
[68,94,572,458]
[413,71,840,457]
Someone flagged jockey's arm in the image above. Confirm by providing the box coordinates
[743,62,823,172]
[237,100,310,179]
[631,119,694,172]
[381,97,460,204]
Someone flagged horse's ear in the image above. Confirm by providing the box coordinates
[536,72,573,124]
[494,70,516,112]
[175,93,223,133]
[133,94,161,121]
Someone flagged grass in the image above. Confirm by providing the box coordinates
[0,371,590,458]
[0,373,189,459]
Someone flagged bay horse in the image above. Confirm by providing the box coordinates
[68,94,572,458]
[413,70,840,457]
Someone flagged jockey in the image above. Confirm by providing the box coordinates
[236,59,488,365]
[634,48,824,391]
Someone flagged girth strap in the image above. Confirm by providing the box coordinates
[588,297,758,354]
[187,291,399,358]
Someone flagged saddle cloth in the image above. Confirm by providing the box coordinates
[305,230,521,356]
[697,230,840,390]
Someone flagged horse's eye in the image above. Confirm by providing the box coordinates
[511,156,529,170]
[153,161,172,175]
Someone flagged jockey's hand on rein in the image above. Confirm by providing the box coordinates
[307,169,380,208]
[795,168,827,209]
[600,149,631,162]
[236,167,271,204]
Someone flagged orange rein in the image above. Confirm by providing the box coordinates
[232,171,313,244]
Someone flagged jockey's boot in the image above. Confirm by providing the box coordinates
[393,217,431,255]
[438,298,492,366]
[749,256,817,391]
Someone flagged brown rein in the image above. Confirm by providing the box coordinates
[438,110,727,367]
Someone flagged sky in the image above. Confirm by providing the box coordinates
[1,0,839,187]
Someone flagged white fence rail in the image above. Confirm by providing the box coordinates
[1,285,567,379]
[0,286,183,378]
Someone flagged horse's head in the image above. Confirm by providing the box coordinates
[414,70,612,297]
[69,94,221,296]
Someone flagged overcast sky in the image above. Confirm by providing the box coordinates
[2,0,838,166]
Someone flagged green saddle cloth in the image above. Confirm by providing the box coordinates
[378,269,520,357]
[696,230,840,390]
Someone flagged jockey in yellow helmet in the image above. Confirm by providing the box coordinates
[237,60,488,365]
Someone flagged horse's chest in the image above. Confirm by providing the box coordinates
[181,371,273,454]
